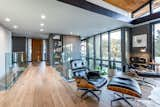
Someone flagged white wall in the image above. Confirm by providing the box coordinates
[0,25,12,78]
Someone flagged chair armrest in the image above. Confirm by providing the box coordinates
[75,78,95,89]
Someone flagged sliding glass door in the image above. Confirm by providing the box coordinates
[154,23,160,63]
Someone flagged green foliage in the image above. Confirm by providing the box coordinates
[95,66,107,75]
[95,66,101,71]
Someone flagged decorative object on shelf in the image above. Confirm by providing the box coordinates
[52,36,62,65]
[133,34,147,47]
[53,35,61,40]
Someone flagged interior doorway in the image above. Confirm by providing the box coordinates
[32,39,42,62]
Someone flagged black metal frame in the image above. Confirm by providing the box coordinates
[111,93,135,107]
[136,77,155,87]
[151,20,160,70]
[78,88,102,101]
[131,0,160,24]
[84,28,129,72]
[132,1,151,18]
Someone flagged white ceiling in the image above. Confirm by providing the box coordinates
[0,0,132,38]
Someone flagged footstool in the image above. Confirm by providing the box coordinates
[107,77,142,107]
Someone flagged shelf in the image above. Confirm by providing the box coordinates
[51,35,63,66]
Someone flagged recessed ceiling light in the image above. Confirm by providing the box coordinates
[40,29,44,32]
[5,18,11,22]
[13,25,18,29]
[40,23,44,27]
[41,14,46,19]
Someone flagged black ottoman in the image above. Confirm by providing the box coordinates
[107,77,142,107]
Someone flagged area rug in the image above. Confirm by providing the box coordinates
[138,80,160,107]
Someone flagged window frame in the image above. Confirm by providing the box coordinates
[132,3,150,19]
[83,27,129,72]
[131,0,160,19]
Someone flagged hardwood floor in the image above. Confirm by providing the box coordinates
[0,62,149,107]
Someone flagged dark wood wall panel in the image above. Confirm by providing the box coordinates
[12,37,26,52]
[130,24,153,59]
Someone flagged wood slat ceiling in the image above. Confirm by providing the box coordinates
[103,0,150,12]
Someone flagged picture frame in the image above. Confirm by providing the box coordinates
[132,34,147,47]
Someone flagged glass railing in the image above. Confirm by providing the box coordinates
[0,52,27,91]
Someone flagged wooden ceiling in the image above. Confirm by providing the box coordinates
[103,0,150,12]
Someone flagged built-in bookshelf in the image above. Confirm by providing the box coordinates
[52,35,63,65]
[48,34,63,66]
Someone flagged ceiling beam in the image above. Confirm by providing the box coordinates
[131,12,160,24]
[57,0,131,22]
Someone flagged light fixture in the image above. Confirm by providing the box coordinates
[140,47,146,52]
[41,14,46,19]
[13,25,18,29]
[40,23,44,27]
[40,29,44,32]
[5,18,11,22]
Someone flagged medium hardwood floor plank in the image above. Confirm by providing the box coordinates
[0,62,147,107]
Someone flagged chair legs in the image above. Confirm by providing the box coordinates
[80,89,101,101]
[111,93,134,107]
[136,77,155,87]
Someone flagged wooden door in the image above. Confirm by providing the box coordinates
[32,39,42,62]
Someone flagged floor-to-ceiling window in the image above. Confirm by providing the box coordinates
[81,40,87,60]
[110,30,122,70]
[82,28,129,73]
[101,33,109,71]
[88,37,94,70]
[110,30,121,61]
[95,35,101,69]
[154,23,160,63]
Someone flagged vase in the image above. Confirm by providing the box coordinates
[108,68,115,77]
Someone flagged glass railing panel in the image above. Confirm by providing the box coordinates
[0,52,27,91]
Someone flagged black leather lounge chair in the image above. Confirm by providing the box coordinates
[107,77,142,107]
[70,59,107,101]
